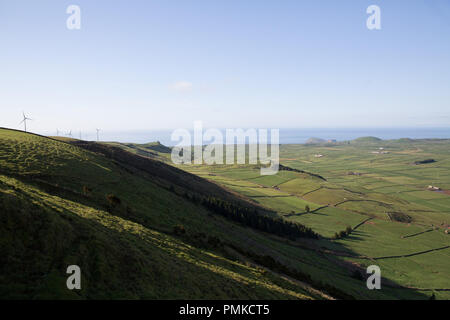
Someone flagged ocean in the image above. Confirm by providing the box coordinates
[81,127,450,146]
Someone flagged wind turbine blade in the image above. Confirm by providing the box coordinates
[19,120,25,125]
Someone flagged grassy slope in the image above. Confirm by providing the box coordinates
[0,129,316,299]
[0,129,437,299]
[161,140,450,299]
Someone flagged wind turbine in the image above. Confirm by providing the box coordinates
[67,130,72,138]
[96,128,100,141]
[19,112,32,132]
[56,129,61,136]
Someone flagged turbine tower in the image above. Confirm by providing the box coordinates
[19,112,32,132]
[96,128,100,141]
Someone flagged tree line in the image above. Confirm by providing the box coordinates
[181,192,319,240]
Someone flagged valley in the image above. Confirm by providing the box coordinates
[1,128,448,300]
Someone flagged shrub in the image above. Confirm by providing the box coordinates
[389,212,412,223]
[334,226,353,240]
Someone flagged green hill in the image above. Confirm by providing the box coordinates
[140,141,172,154]
[104,141,172,160]
[352,136,382,144]
[0,128,433,300]
[0,128,320,299]
[0,128,347,299]
[305,137,327,145]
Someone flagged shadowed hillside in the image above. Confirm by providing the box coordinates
[0,128,319,299]
[0,128,431,300]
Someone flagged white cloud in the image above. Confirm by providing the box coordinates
[170,81,193,92]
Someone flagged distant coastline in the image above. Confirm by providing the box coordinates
[57,127,450,146]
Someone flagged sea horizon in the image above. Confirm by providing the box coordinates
[40,127,450,146]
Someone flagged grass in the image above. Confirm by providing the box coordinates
[286,207,367,238]
[169,138,450,299]
[0,129,317,299]
[0,175,315,299]
[1,128,448,300]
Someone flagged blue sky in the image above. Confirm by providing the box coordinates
[1,0,450,135]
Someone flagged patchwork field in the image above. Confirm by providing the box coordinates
[2,128,448,299]
[174,138,450,299]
